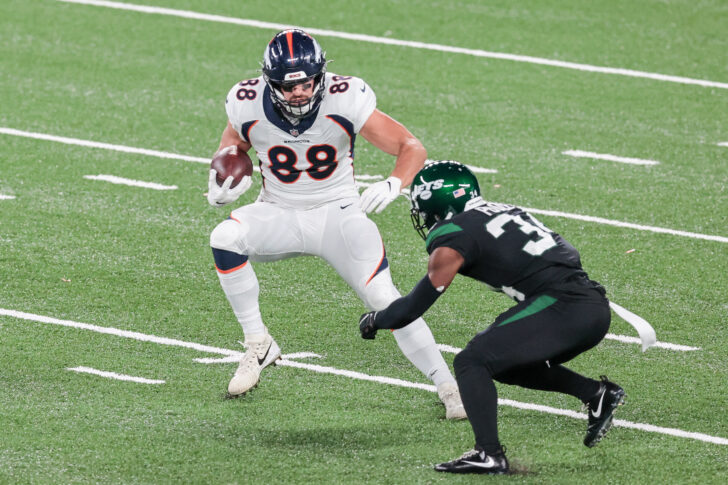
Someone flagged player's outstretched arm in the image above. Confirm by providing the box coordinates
[358,109,427,214]
[359,247,463,339]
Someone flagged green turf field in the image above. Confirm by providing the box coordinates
[1,0,727,483]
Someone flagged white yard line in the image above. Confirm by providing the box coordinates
[1,126,725,243]
[2,307,725,446]
[67,366,165,384]
[84,174,177,190]
[0,127,211,164]
[523,207,728,244]
[56,0,728,90]
[563,150,660,166]
[718,142,728,147]
[0,194,16,200]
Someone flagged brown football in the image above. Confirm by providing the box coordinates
[210,145,254,188]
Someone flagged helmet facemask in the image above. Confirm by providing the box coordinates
[265,70,327,119]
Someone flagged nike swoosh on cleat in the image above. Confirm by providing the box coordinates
[257,346,271,365]
[462,456,496,469]
[340,203,353,209]
[591,389,606,418]
[360,86,366,92]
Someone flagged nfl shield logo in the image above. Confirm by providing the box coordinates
[290,128,299,137]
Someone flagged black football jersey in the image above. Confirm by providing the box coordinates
[425,202,587,300]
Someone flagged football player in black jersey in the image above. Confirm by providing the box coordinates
[359,161,625,475]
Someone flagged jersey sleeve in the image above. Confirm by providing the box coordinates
[425,222,479,268]
[350,78,376,133]
[327,75,376,133]
[224,78,264,141]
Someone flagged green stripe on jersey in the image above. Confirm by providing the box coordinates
[498,295,557,326]
[425,223,463,248]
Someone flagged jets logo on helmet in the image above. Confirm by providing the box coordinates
[410,161,482,240]
[262,29,327,119]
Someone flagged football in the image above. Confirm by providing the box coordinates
[210,145,254,188]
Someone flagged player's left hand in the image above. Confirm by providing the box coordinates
[359,312,378,340]
[360,176,402,214]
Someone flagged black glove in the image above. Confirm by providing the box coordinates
[359,312,378,340]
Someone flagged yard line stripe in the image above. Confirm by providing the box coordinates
[524,207,728,244]
[718,142,728,147]
[604,333,699,351]
[56,0,728,90]
[0,127,210,163]
[67,366,165,384]
[279,360,728,446]
[84,174,178,190]
[0,308,239,357]
[563,150,660,166]
[0,194,16,200]
[1,126,725,243]
[5,307,725,446]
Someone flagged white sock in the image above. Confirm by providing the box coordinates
[216,263,266,339]
[392,318,455,387]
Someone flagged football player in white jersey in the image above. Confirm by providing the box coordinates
[206,29,465,419]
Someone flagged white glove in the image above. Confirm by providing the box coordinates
[360,176,402,214]
[207,169,252,207]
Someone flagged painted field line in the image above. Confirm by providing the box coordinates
[563,150,660,166]
[67,366,165,384]
[0,308,239,357]
[84,174,177,190]
[278,359,728,446]
[57,0,728,91]
[0,127,211,164]
[194,351,323,364]
[718,142,728,147]
[0,194,16,200]
[4,307,725,446]
[523,207,728,244]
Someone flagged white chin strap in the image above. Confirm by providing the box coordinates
[608,301,657,352]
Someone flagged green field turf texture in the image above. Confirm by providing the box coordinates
[1,0,727,483]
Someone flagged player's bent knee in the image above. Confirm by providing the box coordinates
[454,344,493,376]
[210,219,248,254]
[360,276,400,311]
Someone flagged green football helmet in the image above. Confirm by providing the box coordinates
[410,161,481,240]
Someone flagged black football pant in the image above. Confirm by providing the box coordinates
[452,290,611,453]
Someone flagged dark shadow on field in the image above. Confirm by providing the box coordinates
[249,425,402,450]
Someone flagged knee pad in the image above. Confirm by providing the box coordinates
[210,218,249,254]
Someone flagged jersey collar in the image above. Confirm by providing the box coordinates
[263,85,320,137]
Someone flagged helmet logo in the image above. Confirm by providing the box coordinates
[412,178,444,200]
[284,71,306,81]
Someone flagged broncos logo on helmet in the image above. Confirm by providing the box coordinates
[262,29,327,119]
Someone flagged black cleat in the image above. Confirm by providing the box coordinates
[584,376,625,447]
[434,447,509,475]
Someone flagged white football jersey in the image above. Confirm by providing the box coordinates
[225,72,377,209]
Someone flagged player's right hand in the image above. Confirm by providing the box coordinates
[207,169,251,207]
[359,312,378,340]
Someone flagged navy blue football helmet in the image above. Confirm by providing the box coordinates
[262,29,327,119]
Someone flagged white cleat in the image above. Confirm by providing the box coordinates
[227,334,281,397]
[438,382,468,420]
